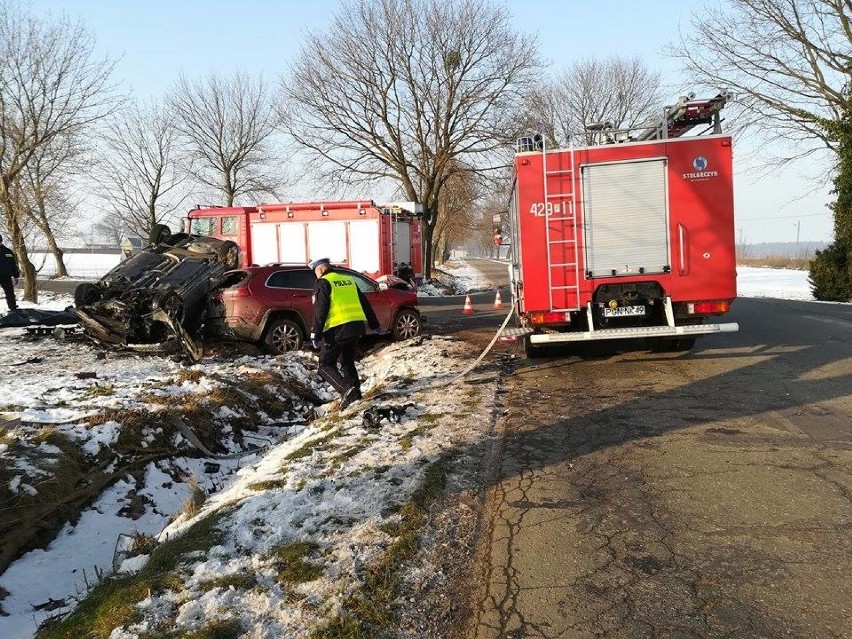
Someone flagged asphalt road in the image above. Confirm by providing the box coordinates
[449,288,852,637]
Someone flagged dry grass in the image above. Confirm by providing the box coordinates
[180,477,206,519]
[737,256,810,270]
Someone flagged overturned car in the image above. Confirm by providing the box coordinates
[74,227,239,357]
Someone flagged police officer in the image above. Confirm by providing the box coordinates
[309,257,380,409]
[0,234,20,312]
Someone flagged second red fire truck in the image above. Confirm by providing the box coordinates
[185,200,423,282]
[507,92,740,356]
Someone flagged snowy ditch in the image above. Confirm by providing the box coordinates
[0,299,501,639]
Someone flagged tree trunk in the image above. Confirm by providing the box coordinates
[45,231,68,278]
[1,187,38,303]
[423,233,434,279]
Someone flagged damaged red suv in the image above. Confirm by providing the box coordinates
[207,264,423,354]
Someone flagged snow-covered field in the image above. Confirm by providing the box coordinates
[735,265,814,301]
[0,261,838,638]
[31,251,121,279]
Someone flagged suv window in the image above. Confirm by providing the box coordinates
[347,271,378,293]
[190,217,217,235]
[266,269,316,289]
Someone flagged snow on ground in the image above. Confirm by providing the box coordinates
[31,251,121,279]
[422,259,500,296]
[103,336,492,638]
[736,266,814,301]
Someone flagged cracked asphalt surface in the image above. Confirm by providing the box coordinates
[447,268,852,638]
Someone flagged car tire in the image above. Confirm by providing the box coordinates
[150,224,172,246]
[263,318,304,354]
[74,283,102,308]
[217,240,240,269]
[165,232,190,246]
[391,308,422,341]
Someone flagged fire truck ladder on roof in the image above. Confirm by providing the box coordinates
[636,91,731,141]
[541,137,581,312]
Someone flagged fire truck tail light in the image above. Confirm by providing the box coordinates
[688,301,730,314]
[529,311,571,325]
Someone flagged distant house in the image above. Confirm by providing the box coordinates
[120,236,144,259]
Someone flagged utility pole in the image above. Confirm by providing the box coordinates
[737,227,744,258]
[793,220,801,262]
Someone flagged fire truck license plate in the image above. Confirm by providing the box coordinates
[603,306,646,317]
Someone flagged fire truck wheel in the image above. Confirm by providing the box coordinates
[523,335,549,358]
[150,224,171,246]
[670,337,696,351]
[263,318,304,354]
[392,309,422,341]
[217,241,240,269]
[74,283,102,308]
[651,337,696,352]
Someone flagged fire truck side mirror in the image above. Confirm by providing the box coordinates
[533,133,543,151]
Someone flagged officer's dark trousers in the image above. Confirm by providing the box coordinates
[318,335,359,396]
[1,278,16,311]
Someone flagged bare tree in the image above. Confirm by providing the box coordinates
[168,71,284,207]
[526,57,664,147]
[93,100,187,240]
[281,0,540,277]
[0,3,118,301]
[671,0,851,162]
[17,135,81,277]
[91,214,126,246]
[434,163,480,263]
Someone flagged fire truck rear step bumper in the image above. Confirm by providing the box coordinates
[526,322,739,344]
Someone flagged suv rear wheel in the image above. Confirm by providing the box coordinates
[217,240,240,269]
[150,224,171,246]
[263,318,304,354]
[392,309,422,341]
[74,283,102,307]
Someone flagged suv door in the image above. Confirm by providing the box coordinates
[264,268,317,329]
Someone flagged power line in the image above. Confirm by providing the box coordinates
[736,212,830,221]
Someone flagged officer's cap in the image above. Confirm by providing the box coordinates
[309,257,330,269]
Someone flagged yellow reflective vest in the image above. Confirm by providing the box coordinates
[321,271,367,331]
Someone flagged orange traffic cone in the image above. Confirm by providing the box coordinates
[462,294,475,314]
[493,289,504,309]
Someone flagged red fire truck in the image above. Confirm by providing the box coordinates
[508,92,739,356]
[185,200,423,281]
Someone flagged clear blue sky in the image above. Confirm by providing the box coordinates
[30,0,835,244]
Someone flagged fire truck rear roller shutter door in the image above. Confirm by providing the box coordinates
[582,159,669,277]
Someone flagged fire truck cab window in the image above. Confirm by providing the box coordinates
[267,269,316,290]
[221,216,238,235]
[190,217,217,236]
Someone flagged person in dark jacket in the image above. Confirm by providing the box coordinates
[0,235,20,312]
[309,257,380,409]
